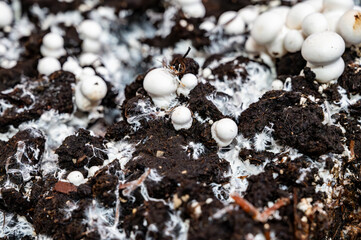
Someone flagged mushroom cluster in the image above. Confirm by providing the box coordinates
[247,0,361,83]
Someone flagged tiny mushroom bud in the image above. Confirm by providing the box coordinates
[199,21,215,32]
[307,57,345,83]
[37,57,61,75]
[78,20,102,40]
[171,106,193,131]
[251,11,284,45]
[218,11,245,35]
[67,171,85,186]
[284,30,304,53]
[301,31,345,65]
[337,10,361,45]
[272,79,284,90]
[0,2,13,28]
[177,73,198,96]
[211,118,238,147]
[143,68,178,108]
[88,166,100,177]
[323,0,354,12]
[302,13,328,37]
[286,3,316,30]
[80,75,108,102]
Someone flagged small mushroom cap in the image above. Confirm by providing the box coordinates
[323,0,354,12]
[218,11,245,35]
[302,13,328,37]
[37,57,61,76]
[284,29,304,53]
[0,2,13,28]
[63,58,82,75]
[301,31,345,65]
[82,38,102,53]
[272,80,284,90]
[307,57,345,83]
[80,75,107,102]
[238,6,259,24]
[251,11,284,45]
[181,73,198,90]
[143,68,178,97]
[42,32,64,50]
[171,106,193,130]
[67,171,85,186]
[182,2,206,18]
[200,21,215,32]
[78,20,102,40]
[211,118,238,147]
[337,10,361,45]
[286,3,316,30]
[176,0,201,4]
[88,166,100,177]
[268,6,290,22]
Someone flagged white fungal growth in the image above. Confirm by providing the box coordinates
[37,57,61,75]
[143,68,179,108]
[211,118,238,147]
[171,106,193,131]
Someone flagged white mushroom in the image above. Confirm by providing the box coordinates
[63,57,82,76]
[171,106,193,131]
[143,68,179,108]
[238,6,259,25]
[302,13,328,37]
[272,79,284,90]
[286,3,316,30]
[37,57,61,76]
[82,38,101,53]
[323,0,354,13]
[79,53,101,67]
[284,30,304,53]
[199,21,216,32]
[67,171,85,186]
[266,27,288,58]
[305,0,323,12]
[211,118,238,147]
[337,10,361,45]
[218,11,246,35]
[268,6,290,22]
[301,31,345,65]
[80,75,108,102]
[177,73,198,96]
[78,20,102,40]
[181,2,206,18]
[41,32,66,58]
[88,166,100,177]
[245,36,265,53]
[251,11,284,45]
[323,10,347,32]
[0,2,13,28]
[307,57,345,83]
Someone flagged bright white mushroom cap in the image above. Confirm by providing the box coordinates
[305,0,323,12]
[63,58,82,75]
[66,171,85,186]
[251,11,284,45]
[284,30,304,53]
[82,38,101,53]
[79,53,101,67]
[88,166,100,177]
[238,6,259,24]
[0,2,13,28]
[286,3,316,30]
[211,118,238,147]
[218,11,246,35]
[42,32,64,50]
[302,13,328,37]
[323,0,354,12]
[171,106,193,131]
[143,68,178,108]
[80,75,107,102]
[301,31,345,65]
[78,20,102,40]
[324,10,346,32]
[307,57,345,83]
[37,57,61,76]
[266,27,288,58]
[337,10,361,45]
[268,6,290,22]
[199,21,215,32]
[177,73,198,96]
[182,2,206,18]
[272,80,284,90]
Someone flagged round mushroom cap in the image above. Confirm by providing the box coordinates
[88,166,100,177]
[37,57,61,76]
[80,75,108,102]
[302,13,328,37]
[181,73,198,90]
[79,20,102,40]
[266,27,288,58]
[284,30,304,53]
[238,6,259,24]
[42,32,64,50]
[305,0,323,12]
[272,80,284,90]
[323,0,354,12]
[67,171,85,186]
[301,31,345,65]
[268,6,290,22]
[211,118,238,147]
[286,2,316,30]
[218,11,245,35]
[171,106,193,130]
[337,10,361,45]
[307,57,345,83]
[251,11,284,45]
[143,68,178,97]
[182,2,206,18]
[0,2,13,28]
